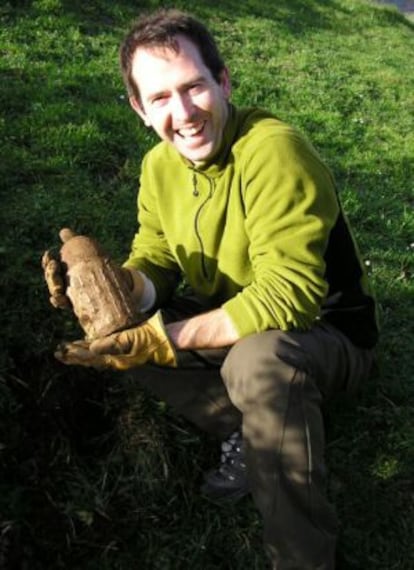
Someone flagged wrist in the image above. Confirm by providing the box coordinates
[123,267,156,312]
[122,267,145,298]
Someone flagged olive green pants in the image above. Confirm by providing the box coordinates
[126,306,374,570]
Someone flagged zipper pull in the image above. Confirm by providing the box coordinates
[192,172,199,197]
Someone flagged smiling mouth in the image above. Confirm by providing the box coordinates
[177,121,205,139]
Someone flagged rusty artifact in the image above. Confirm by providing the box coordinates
[58,228,141,339]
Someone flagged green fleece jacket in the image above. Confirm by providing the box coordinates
[124,105,378,348]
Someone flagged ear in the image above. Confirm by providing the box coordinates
[220,67,232,99]
[129,96,151,127]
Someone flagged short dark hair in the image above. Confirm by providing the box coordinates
[119,9,225,100]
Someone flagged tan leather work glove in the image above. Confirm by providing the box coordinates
[54,311,177,370]
[42,249,71,308]
[41,228,144,309]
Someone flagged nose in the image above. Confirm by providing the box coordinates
[171,92,195,122]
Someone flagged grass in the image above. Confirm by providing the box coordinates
[0,0,413,568]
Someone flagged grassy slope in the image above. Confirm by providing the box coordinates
[0,0,413,568]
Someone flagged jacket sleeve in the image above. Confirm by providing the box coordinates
[123,154,180,305]
[222,129,339,336]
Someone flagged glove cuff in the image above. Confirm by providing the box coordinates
[148,310,177,367]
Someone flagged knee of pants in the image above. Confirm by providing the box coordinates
[220,330,308,412]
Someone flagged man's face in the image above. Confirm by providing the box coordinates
[129,35,231,164]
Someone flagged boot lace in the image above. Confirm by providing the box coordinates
[219,431,246,480]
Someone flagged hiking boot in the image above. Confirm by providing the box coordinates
[201,431,250,501]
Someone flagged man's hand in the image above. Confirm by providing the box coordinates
[55,311,177,370]
[42,228,79,309]
[41,247,71,309]
[41,228,144,309]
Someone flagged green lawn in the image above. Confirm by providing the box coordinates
[0,1,413,568]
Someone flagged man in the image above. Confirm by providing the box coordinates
[43,9,378,569]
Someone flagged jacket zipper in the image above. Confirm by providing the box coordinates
[192,170,214,279]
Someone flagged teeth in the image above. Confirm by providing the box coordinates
[178,122,204,138]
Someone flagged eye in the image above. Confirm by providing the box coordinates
[188,82,204,95]
[150,94,168,107]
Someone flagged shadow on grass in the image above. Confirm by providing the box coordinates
[2,304,412,569]
[325,283,414,568]
[7,0,413,37]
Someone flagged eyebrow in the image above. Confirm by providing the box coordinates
[145,74,207,102]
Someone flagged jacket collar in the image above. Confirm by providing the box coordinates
[179,103,239,178]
